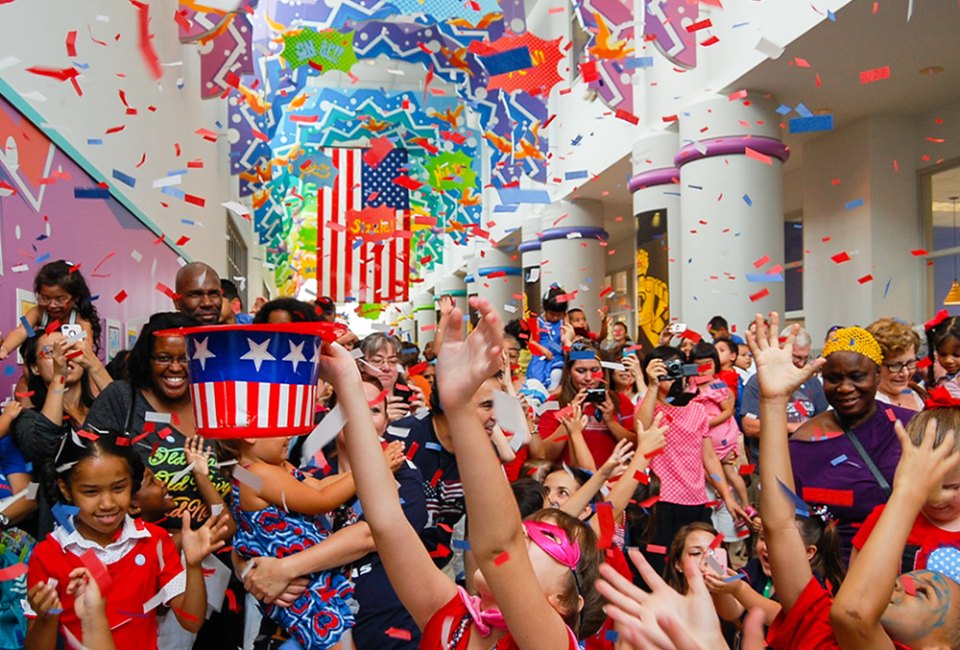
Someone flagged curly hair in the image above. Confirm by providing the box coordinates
[34,260,101,354]
[866,317,921,362]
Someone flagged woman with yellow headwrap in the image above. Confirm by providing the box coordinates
[788,326,913,566]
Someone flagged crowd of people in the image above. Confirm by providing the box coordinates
[2,260,960,649]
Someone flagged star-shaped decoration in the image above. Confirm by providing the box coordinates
[192,337,216,371]
[310,340,322,365]
[283,340,307,373]
[240,338,276,372]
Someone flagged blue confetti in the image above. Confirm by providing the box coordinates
[830,454,848,466]
[795,103,814,118]
[571,135,583,146]
[722,572,747,583]
[743,194,753,207]
[180,219,195,226]
[564,170,589,180]
[425,442,443,452]
[497,188,551,204]
[35,253,51,264]
[827,9,836,20]
[479,46,533,76]
[493,204,518,213]
[789,115,833,134]
[605,630,619,642]
[87,138,103,145]
[112,169,136,188]
[884,279,892,298]
[777,479,810,517]
[452,539,471,551]
[845,199,865,210]
[159,186,185,200]
[776,104,792,115]
[19,316,35,338]
[4,366,15,376]
[746,273,784,283]
[624,57,654,69]
[52,503,80,532]
[74,187,110,199]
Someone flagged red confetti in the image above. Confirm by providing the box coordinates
[428,544,451,559]
[801,487,854,507]
[579,60,598,82]
[749,288,770,302]
[632,470,649,484]
[129,0,162,80]
[753,255,770,269]
[406,441,420,461]
[859,66,891,84]
[392,176,423,191]
[615,109,639,125]
[709,532,724,550]
[79,549,112,593]
[0,563,28,582]
[638,495,660,509]
[66,31,78,57]
[911,249,928,257]
[738,464,756,475]
[901,574,916,596]
[385,628,413,641]
[596,501,615,550]
[493,550,510,566]
[685,18,713,32]
[857,274,874,285]
[831,252,851,264]
[645,544,667,555]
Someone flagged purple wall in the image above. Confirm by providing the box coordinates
[0,94,184,390]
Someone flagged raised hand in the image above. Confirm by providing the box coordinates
[637,411,667,457]
[599,438,634,478]
[184,435,212,477]
[27,580,62,619]
[892,417,960,505]
[746,313,824,401]
[180,511,230,567]
[435,298,504,411]
[66,568,106,624]
[383,440,406,472]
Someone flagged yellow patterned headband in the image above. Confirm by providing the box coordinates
[822,327,883,366]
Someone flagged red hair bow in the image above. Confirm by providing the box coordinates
[926,310,950,332]
[924,385,960,410]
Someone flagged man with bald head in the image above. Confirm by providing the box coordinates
[174,262,223,325]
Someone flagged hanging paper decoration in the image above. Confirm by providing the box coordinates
[575,0,637,113]
[281,30,358,73]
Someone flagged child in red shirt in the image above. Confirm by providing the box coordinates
[25,431,229,650]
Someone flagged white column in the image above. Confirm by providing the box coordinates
[396,302,415,343]
[539,199,608,332]
[630,129,681,349]
[412,290,436,347]
[436,274,468,337]
[476,242,523,321]
[677,95,787,335]
[520,212,543,313]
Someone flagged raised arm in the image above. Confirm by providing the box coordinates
[748,313,824,612]
[561,437,632,518]
[831,419,960,649]
[327,341,455,629]
[438,298,574,650]
[636,358,664,429]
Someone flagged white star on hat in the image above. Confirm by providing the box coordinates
[192,337,216,371]
[240,338,275,372]
[283,340,307,373]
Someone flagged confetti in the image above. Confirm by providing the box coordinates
[493,550,510,566]
[860,66,891,84]
[801,487,854,507]
[831,252,851,264]
[0,563,27,582]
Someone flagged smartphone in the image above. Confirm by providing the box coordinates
[61,324,82,341]
[707,547,728,575]
[669,323,687,334]
[584,388,607,404]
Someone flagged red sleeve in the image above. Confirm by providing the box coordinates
[766,577,840,650]
[616,392,634,432]
[852,505,884,551]
[538,406,562,440]
[25,542,55,618]
[150,523,185,590]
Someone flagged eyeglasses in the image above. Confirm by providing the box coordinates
[792,355,810,364]
[36,294,72,307]
[365,356,399,367]
[884,361,917,374]
[151,354,189,366]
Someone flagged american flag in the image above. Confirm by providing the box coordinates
[317,147,411,303]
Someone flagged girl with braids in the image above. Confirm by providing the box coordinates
[925,311,960,397]
[1,260,101,360]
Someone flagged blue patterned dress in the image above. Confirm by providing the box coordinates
[231,466,356,649]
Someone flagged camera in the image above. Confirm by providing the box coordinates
[663,358,699,380]
[584,388,607,404]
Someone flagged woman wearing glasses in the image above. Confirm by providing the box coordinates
[866,317,925,412]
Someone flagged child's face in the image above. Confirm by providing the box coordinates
[568,311,588,329]
[675,529,714,576]
[938,337,960,374]
[543,309,565,324]
[613,324,627,342]
[36,283,76,322]
[922,467,960,525]
[881,570,960,646]
[715,341,736,369]
[133,467,175,522]
[250,435,292,465]
[693,357,716,381]
[59,454,133,546]
[544,471,579,508]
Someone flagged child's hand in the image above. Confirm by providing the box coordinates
[184,436,213,478]
[559,404,586,433]
[637,411,667,458]
[0,400,22,423]
[49,337,69,377]
[703,569,743,595]
[435,298,504,412]
[645,358,666,385]
[180,511,230,568]
[746,313,824,401]
[0,346,8,361]
[316,341,363,388]
[27,580,62,618]
[383,440,406,472]
[600,438,634,478]
[893,417,960,505]
[66,568,106,623]
[560,322,575,348]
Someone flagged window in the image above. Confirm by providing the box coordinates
[604,269,633,339]
[784,214,803,314]
[922,164,960,313]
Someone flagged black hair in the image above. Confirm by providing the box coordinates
[689,341,721,374]
[511,478,548,518]
[707,315,728,331]
[220,278,241,304]
[43,429,144,509]
[104,349,130,380]
[34,260,101,354]
[542,285,570,314]
[504,319,528,350]
[797,510,845,595]
[125,312,199,391]
[23,333,96,416]
[715,338,738,357]
[641,345,684,376]
[927,316,960,385]
[568,307,585,316]
[316,296,336,317]
[252,297,319,324]
[399,343,421,368]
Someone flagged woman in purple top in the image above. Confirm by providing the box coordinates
[789,327,913,566]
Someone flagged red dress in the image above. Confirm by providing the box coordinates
[26,517,184,650]
[420,593,578,649]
